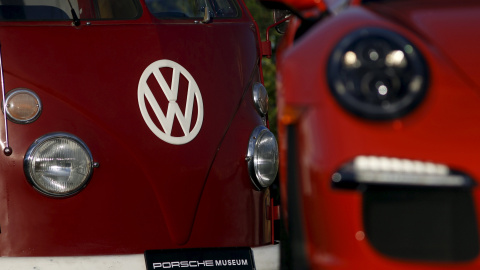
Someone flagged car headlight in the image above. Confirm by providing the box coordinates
[24,133,94,197]
[328,28,429,120]
[246,126,279,190]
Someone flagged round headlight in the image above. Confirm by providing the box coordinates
[246,126,279,190]
[24,133,94,197]
[4,88,42,124]
[328,28,429,120]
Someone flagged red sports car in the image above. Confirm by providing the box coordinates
[0,0,279,269]
[261,0,480,269]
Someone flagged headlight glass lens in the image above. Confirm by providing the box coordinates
[247,126,279,190]
[24,133,93,197]
[4,89,42,124]
[328,28,429,119]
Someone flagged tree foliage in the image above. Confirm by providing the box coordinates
[244,0,280,136]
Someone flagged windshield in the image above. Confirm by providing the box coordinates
[0,0,141,21]
[145,0,239,19]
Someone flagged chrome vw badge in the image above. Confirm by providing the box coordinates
[138,60,204,145]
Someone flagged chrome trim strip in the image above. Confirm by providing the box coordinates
[0,44,11,156]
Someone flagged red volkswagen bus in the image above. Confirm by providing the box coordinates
[0,1,279,269]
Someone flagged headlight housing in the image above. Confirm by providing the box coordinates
[24,133,94,197]
[246,126,279,190]
[328,28,429,120]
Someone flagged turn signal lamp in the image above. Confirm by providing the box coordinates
[4,88,42,124]
[279,105,306,125]
[253,82,269,117]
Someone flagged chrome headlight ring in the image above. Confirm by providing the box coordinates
[328,27,429,120]
[24,133,94,197]
[246,125,279,190]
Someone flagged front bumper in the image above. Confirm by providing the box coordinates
[0,244,279,270]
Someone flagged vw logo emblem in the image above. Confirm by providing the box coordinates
[138,60,204,145]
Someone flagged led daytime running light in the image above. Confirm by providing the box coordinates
[333,156,473,188]
[353,156,449,176]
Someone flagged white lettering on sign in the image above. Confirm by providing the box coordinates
[215,259,249,266]
[151,259,249,268]
[138,60,204,145]
[152,260,214,268]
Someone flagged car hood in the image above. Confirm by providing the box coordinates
[0,20,260,256]
[367,1,480,88]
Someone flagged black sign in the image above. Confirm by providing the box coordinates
[145,247,255,270]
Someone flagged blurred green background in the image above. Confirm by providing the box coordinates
[245,0,281,136]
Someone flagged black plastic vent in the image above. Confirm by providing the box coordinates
[363,186,479,262]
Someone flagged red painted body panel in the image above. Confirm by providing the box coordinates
[0,0,272,257]
[273,0,480,268]
[261,0,327,12]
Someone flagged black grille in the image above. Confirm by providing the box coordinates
[363,186,479,262]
